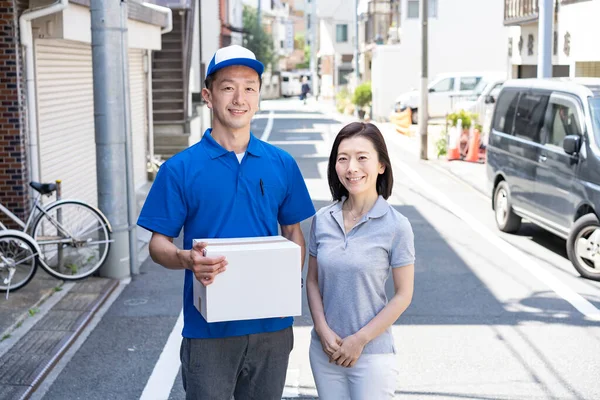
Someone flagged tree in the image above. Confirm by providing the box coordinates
[242,5,275,71]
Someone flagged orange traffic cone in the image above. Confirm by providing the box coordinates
[447,125,461,161]
[464,129,481,163]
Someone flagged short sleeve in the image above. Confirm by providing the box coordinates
[390,217,415,268]
[308,215,318,257]
[136,162,187,238]
[278,156,316,226]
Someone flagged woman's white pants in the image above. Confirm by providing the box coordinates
[309,338,399,400]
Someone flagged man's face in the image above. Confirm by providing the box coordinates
[202,65,260,133]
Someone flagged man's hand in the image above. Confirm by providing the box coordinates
[178,241,228,286]
[330,334,367,368]
[316,326,342,358]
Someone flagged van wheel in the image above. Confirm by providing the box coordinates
[567,213,600,281]
[411,108,418,124]
[494,181,521,233]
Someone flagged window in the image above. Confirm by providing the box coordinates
[493,90,519,134]
[546,100,582,147]
[338,68,353,85]
[513,92,549,143]
[407,0,438,19]
[430,77,454,93]
[590,97,600,144]
[459,76,481,91]
[336,24,348,42]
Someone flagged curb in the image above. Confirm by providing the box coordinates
[0,278,119,400]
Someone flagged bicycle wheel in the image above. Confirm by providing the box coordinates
[0,233,39,292]
[32,200,111,280]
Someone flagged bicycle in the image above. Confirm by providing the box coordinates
[0,181,113,294]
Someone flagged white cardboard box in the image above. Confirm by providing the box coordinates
[192,235,301,323]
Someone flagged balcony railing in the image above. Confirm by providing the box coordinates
[504,0,539,25]
[504,0,589,25]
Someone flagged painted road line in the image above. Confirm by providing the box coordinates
[139,310,184,400]
[392,157,600,321]
[261,111,275,141]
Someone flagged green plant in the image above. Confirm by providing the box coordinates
[16,321,23,329]
[436,134,448,158]
[28,307,40,317]
[1,334,10,342]
[54,286,63,292]
[242,5,275,70]
[352,82,372,108]
[447,110,478,129]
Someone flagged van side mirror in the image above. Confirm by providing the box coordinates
[429,87,435,93]
[563,135,581,155]
[484,95,495,104]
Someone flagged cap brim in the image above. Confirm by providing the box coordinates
[206,58,264,78]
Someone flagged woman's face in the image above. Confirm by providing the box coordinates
[335,136,385,197]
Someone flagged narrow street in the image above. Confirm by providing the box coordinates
[30,98,600,400]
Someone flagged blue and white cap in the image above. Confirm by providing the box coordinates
[205,45,264,79]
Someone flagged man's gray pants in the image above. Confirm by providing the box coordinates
[180,327,294,400]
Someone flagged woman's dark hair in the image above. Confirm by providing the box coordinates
[327,122,394,201]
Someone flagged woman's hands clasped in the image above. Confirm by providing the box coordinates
[330,334,367,368]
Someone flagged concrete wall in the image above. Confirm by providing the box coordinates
[202,0,220,67]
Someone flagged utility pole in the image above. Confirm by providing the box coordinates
[537,0,552,78]
[310,0,318,98]
[353,0,360,88]
[91,0,137,279]
[418,0,428,160]
[258,0,261,28]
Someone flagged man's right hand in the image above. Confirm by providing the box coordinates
[178,241,228,286]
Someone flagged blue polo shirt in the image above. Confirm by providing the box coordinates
[137,129,315,338]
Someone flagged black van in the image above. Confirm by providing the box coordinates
[487,78,600,281]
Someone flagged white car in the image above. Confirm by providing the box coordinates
[394,72,505,124]
[454,78,505,126]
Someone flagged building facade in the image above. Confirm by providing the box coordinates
[505,0,600,78]
[0,0,167,227]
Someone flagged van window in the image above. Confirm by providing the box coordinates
[546,101,582,147]
[493,90,519,134]
[513,92,549,143]
[591,97,600,144]
[282,77,289,82]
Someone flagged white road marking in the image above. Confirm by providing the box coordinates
[392,157,600,321]
[139,310,184,400]
[260,111,275,142]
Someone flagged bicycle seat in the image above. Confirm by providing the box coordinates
[29,181,57,195]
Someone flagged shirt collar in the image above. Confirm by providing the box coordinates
[201,129,264,159]
[331,195,389,219]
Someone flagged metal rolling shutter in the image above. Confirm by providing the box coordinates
[35,39,97,207]
[129,49,148,189]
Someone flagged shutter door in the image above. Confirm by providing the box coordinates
[129,49,148,188]
[35,39,97,207]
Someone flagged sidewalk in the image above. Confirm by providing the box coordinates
[0,185,153,398]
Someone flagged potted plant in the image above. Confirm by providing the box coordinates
[352,82,372,120]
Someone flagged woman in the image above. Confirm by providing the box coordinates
[307,122,415,399]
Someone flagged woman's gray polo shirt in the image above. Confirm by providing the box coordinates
[309,196,415,354]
